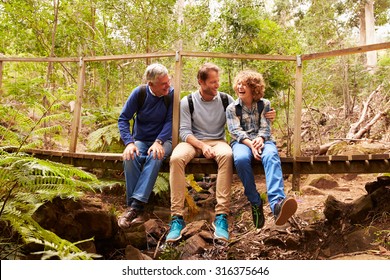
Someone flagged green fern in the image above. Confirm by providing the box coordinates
[0,151,99,260]
[87,123,122,152]
[154,172,169,196]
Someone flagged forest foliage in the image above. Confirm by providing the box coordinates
[0,0,389,153]
[0,0,390,259]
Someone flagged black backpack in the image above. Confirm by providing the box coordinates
[187,92,229,122]
[235,100,264,126]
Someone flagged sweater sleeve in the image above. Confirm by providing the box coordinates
[118,87,139,146]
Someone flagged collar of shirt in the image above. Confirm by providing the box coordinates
[199,90,219,102]
[148,86,163,98]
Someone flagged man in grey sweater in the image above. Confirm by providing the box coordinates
[166,63,275,242]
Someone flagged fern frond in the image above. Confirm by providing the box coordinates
[40,112,71,123]
[0,126,21,146]
[87,123,121,152]
[31,125,63,136]
[153,173,169,196]
[0,152,100,259]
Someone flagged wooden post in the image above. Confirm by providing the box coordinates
[0,61,3,94]
[292,55,303,191]
[172,51,182,149]
[69,57,86,152]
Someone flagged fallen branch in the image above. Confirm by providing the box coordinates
[346,83,383,139]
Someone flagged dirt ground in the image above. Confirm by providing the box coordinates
[208,173,390,260]
[103,172,389,260]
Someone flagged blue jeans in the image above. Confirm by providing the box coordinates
[123,140,172,208]
[232,140,285,213]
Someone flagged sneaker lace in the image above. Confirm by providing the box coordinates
[214,214,228,230]
[169,217,183,230]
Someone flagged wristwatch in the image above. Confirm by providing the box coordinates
[155,139,163,145]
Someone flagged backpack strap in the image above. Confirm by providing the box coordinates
[163,94,171,109]
[235,99,264,126]
[187,93,194,122]
[220,92,229,111]
[188,92,228,120]
[137,84,171,110]
[137,84,147,110]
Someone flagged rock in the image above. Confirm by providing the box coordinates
[344,228,377,253]
[182,220,209,238]
[300,185,326,196]
[323,195,349,222]
[305,175,339,190]
[182,234,207,256]
[125,245,152,260]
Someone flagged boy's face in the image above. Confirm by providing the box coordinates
[236,80,252,99]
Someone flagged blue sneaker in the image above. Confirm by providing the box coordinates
[166,216,185,242]
[212,214,229,241]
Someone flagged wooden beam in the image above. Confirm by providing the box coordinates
[172,51,183,148]
[0,57,79,62]
[181,51,296,61]
[301,42,390,61]
[20,149,390,177]
[83,52,176,62]
[292,56,304,190]
[69,58,86,152]
[0,61,3,94]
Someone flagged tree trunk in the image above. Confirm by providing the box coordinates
[365,0,377,69]
[44,0,60,148]
[46,0,60,90]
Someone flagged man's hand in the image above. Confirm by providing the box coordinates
[265,108,276,122]
[148,141,165,160]
[201,143,216,159]
[122,143,138,160]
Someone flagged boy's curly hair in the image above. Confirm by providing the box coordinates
[233,70,265,101]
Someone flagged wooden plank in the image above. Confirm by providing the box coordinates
[172,52,182,148]
[0,57,79,62]
[301,42,390,61]
[292,57,303,190]
[181,51,296,61]
[83,52,176,62]
[0,61,3,94]
[18,149,390,175]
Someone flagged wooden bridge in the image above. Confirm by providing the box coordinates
[24,148,390,176]
[2,42,390,190]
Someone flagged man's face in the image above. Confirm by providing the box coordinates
[199,70,220,98]
[149,75,171,97]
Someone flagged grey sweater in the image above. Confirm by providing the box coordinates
[179,90,234,142]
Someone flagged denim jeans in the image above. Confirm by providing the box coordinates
[232,140,285,213]
[123,140,172,208]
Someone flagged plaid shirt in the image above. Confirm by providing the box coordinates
[226,98,275,144]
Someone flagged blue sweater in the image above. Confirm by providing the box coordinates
[118,85,174,146]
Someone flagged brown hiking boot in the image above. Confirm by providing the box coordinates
[117,208,145,229]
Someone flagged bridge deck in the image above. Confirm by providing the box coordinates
[22,149,390,175]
